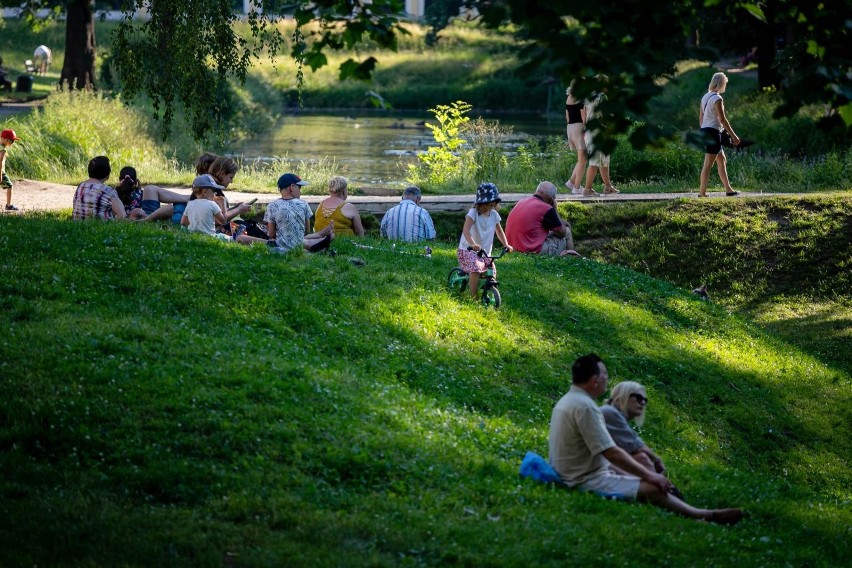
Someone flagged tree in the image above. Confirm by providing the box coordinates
[111,0,406,139]
[8,0,848,143]
[60,0,97,89]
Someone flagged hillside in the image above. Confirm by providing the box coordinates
[0,211,849,566]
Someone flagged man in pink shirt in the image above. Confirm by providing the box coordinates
[505,181,578,256]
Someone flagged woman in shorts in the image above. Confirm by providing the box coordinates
[698,72,741,198]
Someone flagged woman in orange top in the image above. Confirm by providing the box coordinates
[314,175,364,236]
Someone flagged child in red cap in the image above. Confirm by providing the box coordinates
[1,128,21,211]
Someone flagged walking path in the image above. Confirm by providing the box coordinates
[3,179,782,216]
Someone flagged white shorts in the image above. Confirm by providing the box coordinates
[567,123,585,152]
[578,468,641,499]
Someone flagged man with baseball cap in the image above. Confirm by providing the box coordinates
[1,129,21,211]
[264,173,333,253]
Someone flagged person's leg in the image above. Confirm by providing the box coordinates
[142,203,174,222]
[714,151,737,194]
[698,153,717,197]
[306,222,334,241]
[468,271,481,299]
[584,165,599,190]
[571,146,588,189]
[142,185,190,204]
[638,482,742,524]
[601,165,619,193]
[235,235,269,246]
[5,187,10,207]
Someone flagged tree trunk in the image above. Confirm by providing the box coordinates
[60,0,97,90]
[757,1,779,90]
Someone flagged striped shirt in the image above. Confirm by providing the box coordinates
[72,181,119,220]
[380,199,436,242]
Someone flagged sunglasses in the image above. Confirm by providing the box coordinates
[630,393,649,404]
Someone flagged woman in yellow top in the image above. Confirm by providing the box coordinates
[313,175,365,236]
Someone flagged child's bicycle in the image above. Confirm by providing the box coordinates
[448,247,509,308]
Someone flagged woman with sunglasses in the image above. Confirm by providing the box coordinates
[601,381,667,475]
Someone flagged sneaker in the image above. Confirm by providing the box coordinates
[603,185,620,195]
[565,181,583,194]
[5,204,18,211]
[582,188,599,197]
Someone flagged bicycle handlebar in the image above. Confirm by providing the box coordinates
[467,246,509,260]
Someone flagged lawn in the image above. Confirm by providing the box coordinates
[0,206,849,566]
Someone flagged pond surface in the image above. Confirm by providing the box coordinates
[232,112,561,186]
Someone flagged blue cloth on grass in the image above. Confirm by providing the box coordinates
[519,451,564,484]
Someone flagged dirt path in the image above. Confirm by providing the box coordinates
[1,178,783,217]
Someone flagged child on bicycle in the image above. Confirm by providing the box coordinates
[457,182,513,299]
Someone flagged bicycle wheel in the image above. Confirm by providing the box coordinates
[448,267,468,292]
[481,286,502,308]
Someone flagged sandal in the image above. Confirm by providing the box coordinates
[725,190,739,196]
[308,234,332,253]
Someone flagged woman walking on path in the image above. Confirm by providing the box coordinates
[564,82,595,196]
[698,72,740,197]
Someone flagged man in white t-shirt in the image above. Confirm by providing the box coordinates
[548,353,744,524]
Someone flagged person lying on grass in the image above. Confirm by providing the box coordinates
[180,174,269,246]
[549,353,744,525]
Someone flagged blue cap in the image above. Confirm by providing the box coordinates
[277,173,309,189]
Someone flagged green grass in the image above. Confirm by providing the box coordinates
[569,193,852,377]
[1,209,850,566]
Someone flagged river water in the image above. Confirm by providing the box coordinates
[232,112,560,186]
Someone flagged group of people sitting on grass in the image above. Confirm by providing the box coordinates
[69,153,746,524]
[70,153,439,253]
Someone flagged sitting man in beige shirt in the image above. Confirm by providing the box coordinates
[548,353,744,524]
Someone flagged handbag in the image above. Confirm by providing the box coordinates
[721,129,734,148]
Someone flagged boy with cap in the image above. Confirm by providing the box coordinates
[1,129,21,211]
[264,173,334,253]
[181,174,267,246]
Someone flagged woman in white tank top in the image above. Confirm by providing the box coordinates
[698,72,741,197]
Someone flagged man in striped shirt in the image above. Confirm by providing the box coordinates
[380,186,436,242]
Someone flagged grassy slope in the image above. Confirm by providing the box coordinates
[0,212,849,566]
[570,194,852,376]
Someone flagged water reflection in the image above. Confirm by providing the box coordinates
[232,112,558,185]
